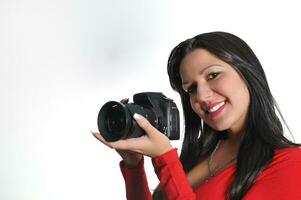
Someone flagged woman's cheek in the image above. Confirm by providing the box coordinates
[190,100,203,116]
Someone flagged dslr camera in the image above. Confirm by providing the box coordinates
[98,92,180,142]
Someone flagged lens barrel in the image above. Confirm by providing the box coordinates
[98,101,131,141]
[98,101,157,142]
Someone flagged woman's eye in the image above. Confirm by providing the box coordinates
[187,85,196,94]
[208,72,220,80]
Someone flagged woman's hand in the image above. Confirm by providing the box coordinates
[92,114,173,158]
[92,131,143,168]
[92,98,142,168]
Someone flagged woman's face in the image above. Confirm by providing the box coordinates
[179,48,250,134]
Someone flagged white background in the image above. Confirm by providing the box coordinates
[1,0,300,199]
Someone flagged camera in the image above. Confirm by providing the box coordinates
[97,92,180,142]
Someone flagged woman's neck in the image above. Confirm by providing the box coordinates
[223,131,244,154]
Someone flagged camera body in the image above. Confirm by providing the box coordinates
[98,92,180,142]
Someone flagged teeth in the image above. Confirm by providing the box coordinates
[208,102,225,113]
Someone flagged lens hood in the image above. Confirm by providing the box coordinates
[97,101,132,142]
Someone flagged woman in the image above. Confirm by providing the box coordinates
[92,31,301,199]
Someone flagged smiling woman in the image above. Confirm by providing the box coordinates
[93,32,301,200]
[179,49,250,133]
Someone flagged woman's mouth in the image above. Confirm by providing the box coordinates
[206,101,226,118]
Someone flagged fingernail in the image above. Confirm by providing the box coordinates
[91,130,97,135]
[133,113,142,121]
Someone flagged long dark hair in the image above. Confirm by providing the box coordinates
[153,31,300,200]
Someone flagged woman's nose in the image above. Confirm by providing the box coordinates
[196,84,213,103]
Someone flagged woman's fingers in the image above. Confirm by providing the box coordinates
[92,113,172,157]
[120,98,129,104]
[110,137,141,151]
[92,130,140,151]
[133,113,158,137]
[91,131,104,142]
[91,131,114,148]
[132,113,173,157]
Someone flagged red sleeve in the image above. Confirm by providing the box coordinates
[152,148,196,200]
[120,157,152,200]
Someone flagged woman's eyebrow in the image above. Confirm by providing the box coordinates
[182,64,224,86]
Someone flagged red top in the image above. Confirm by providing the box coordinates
[120,147,301,200]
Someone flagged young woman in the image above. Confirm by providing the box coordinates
[92,31,301,199]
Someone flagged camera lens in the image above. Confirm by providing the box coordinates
[105,105,126,135]
[98,101,131,142]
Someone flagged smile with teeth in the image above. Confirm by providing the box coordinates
[208,101,225,113]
